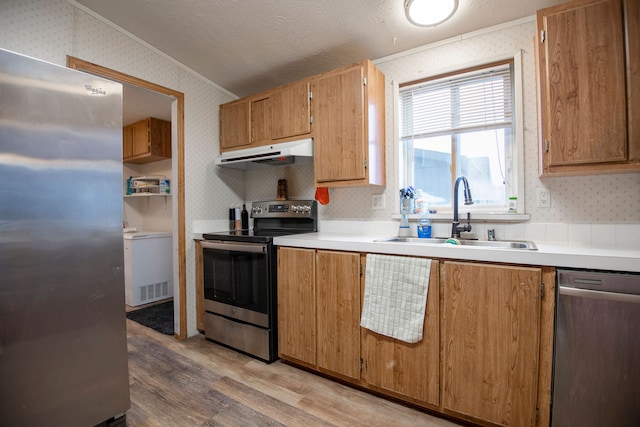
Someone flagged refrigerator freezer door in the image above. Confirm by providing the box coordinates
[0,49,130,426]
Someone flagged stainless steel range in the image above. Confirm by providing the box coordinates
[201,200,317,363]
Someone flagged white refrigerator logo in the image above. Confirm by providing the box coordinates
[84,84,106,95]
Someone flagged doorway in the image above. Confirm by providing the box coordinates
[66,56,188,339]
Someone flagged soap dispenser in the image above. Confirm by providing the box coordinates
[398,212,411,237]
[398,193,412,237]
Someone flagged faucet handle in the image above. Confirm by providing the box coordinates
[464,212,472,233]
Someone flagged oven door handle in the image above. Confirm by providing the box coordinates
[200,240,267,254]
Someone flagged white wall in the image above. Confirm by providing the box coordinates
[0,0,243,337]
[242,17,640,248]
[245,18,640,227]
[3,1,638,334]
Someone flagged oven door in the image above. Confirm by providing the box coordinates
[201,240,272,328]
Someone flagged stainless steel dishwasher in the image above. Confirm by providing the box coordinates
[552,269,640,426]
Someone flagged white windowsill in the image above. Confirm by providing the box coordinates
[392,212,531,223]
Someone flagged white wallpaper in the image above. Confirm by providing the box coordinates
[374,20,639,224]
[2,1,638,337]
[0,0,73,65]
[71,8,179,90]
[240,18,640,225]
[0,0,237,337]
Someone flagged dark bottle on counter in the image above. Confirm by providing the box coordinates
[229,208,236,231]
[241,204,249,230]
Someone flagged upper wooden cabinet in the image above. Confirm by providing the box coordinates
[249,83,312,146]
[536,0,640,175]
[219,99,250,150]
[250,96,271,145]
[217,60,386,188]
[123,117,171,164]
[311,60,386,187]
[220,81,312,150]
[270,82,311,140]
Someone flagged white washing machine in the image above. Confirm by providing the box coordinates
[123,231,173,307]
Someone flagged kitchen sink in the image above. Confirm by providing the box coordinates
[373,237,538,250]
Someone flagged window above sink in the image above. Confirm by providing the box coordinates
[397,51,524,216]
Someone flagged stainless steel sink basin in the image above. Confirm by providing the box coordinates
[373,237,538,250]
[374,237,449,244]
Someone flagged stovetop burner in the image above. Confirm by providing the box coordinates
[202,228,312,243]
[203,199,317,243]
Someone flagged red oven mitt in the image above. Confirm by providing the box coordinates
[315,187,329,205]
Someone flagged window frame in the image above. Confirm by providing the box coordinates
[396,51,524,215]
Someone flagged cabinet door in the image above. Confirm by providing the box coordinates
[537,0,627,172]
[626,0,640,158]
[277,247,316,366]
[442,262,541,427]
[316,250,361,381]
[219,99,250,150]
[131,119,150,157]
[251,96,271,144]
[122,126,133,159]
[364,260,439,407]
[270,82,310,140]
[311,66,366,183]
[123,120,149,160]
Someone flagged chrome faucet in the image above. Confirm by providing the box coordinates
[451,176,473,238]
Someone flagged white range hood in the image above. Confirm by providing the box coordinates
[215,138,313,169]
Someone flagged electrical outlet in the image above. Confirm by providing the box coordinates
[537,188,550,208]
[372,194,385,210]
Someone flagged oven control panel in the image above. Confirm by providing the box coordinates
[251,200,317,218]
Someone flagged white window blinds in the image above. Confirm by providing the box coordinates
[400,63,513,140]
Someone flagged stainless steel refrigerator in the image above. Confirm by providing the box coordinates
[0,49,130,426]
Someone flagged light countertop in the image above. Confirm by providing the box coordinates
[273,232,640,273]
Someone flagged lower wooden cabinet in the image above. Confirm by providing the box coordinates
[277,248,555,427]
[316,250,362,381]
[278,248,440,405]
[277,247,317,366]
[363,259,440,407]
[441,261,546,427]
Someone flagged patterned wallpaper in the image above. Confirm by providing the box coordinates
[243,19,640,225]
[0,0,239,337]
[2,0,638,336]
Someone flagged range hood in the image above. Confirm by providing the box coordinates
[215,138,313,169]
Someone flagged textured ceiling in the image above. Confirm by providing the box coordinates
[73,0,565,98]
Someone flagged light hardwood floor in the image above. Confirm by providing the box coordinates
[125,319,464,427]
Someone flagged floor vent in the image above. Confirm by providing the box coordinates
[139,281,170,303]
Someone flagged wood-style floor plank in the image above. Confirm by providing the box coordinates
[125,319,462,427]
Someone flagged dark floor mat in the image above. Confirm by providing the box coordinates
[126,301,174,335]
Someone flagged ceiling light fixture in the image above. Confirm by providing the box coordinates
[404,0,458,27]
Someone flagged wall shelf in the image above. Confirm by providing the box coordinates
[124,193,171,198]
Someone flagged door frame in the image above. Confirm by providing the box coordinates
[67,56,188,339]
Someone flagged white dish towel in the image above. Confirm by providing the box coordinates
[360,254,431,343]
